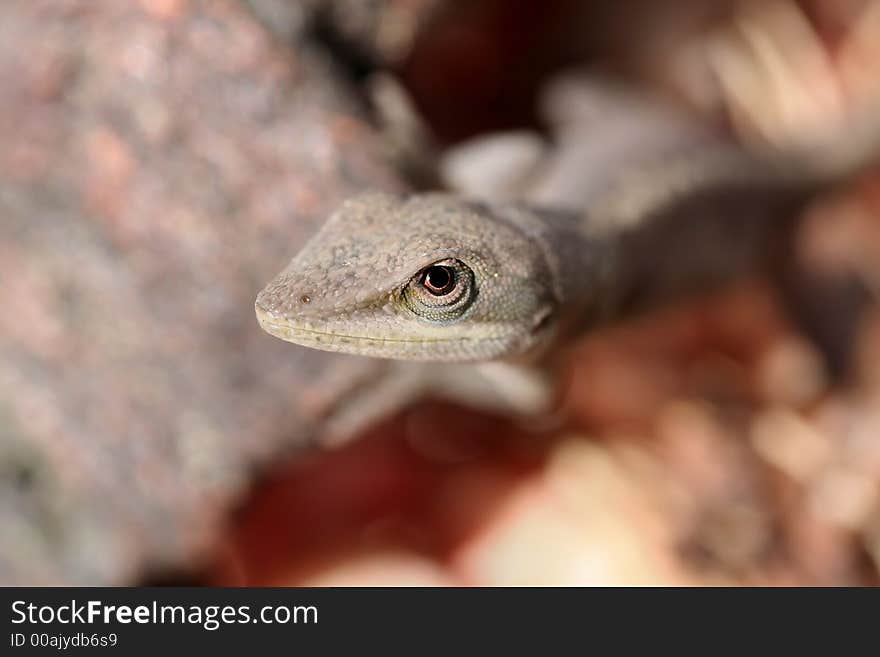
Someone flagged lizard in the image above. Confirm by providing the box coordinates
[255,77,880,394]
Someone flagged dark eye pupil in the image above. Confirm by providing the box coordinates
[423,266,454,295]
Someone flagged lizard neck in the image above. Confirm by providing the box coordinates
[503,146,818,344]
[488,203,617,339]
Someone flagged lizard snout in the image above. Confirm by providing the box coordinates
[255,272,317,319]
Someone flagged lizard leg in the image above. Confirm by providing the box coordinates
[465,362,556,416]
[317,361,430,446]
[439,132,547,201]
[318,361,558,446]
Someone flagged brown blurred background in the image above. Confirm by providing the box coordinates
[1,0,879,586]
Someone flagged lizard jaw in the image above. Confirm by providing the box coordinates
[255,300,512,362]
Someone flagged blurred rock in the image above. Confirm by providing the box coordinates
[0,0,403,584]
[453,440,696,586]
[752,410,833,482]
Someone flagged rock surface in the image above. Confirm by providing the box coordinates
[0,0,402,585]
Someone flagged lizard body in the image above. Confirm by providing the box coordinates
[256,82,880,365]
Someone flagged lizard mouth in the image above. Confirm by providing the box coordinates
[254,300,507,361]
[256,300,455,342]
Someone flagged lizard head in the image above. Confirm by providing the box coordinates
[255,192,559,362]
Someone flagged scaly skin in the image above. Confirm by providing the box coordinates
[256,193,562,361]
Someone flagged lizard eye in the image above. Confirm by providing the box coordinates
[403,258,476,322]
[422,265,455,296]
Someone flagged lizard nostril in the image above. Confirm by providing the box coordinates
[300,294,311,304]
[255,292,272,315]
